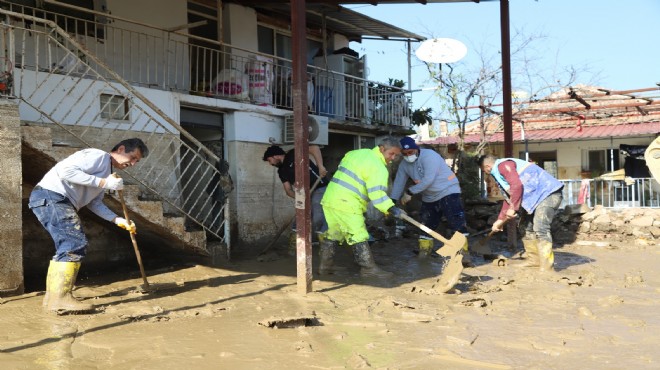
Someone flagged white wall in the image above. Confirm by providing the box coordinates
[224,3,258,59]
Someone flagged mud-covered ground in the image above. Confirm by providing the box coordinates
[1,236,659,369]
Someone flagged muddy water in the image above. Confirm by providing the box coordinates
[1,239,659,369]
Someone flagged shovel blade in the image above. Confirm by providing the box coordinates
[471,239,493,256]
[434,232,467,258]
[433,254,464,293]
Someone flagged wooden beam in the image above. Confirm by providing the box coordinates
[291,0,313,295]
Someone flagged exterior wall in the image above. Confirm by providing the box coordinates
[108,0,190,85]
[0,101,24,294]
[224,111,297,247]
[224,3,258,60]
[332,34,350,51]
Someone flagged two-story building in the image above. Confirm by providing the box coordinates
[0,0,428,292]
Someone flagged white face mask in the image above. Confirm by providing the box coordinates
[403,154,418,163]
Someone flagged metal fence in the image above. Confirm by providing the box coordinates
[560,178,660,209]
[0,1,412,127]
[1,9,230,251]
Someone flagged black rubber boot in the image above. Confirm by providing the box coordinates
[352,242,393,278]
[319,239,343,275]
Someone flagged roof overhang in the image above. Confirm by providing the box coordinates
[226,1,433,41]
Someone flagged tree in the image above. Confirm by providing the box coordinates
[420,29,598,175]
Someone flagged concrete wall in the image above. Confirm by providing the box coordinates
[0,101,23,295]
[224,3,258,57]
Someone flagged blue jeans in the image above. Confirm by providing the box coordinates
[29,187,88,262]
[419,193,468,239]
[520,190,563,243]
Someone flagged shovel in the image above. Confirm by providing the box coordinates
[400,213,466,293]
[400,214,467,258]
[472,217,514,256]
[116,187,151,293]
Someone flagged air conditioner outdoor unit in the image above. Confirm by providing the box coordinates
[283,114,329,145]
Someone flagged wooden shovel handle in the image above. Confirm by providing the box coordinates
[258,176,323,256]
[400,213,451,245]
[116,186,150,288]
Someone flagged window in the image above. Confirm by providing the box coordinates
[519,150,558,178]
[583,149,620,176]
[100,94,129,121]
[257,25,322,65]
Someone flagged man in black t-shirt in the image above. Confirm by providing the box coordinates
[263,144,329,253]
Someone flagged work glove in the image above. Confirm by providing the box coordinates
[388,206,406,219]
[102,175,124,191]
[400,192,412,206]
[115,217,136,234]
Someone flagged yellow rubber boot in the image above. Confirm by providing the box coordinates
[537,240,555,272]
[418,238,434,258]
[46,261,94,314]
[42,260,56,307]
[521,239,539,267]
[461,237,475,268]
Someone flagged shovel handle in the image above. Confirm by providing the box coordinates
[476,217,513,246]
[116,187,150,289]
[258,176,323,256]
[400,213,451,245]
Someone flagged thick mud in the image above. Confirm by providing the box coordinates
[1,238,659,369]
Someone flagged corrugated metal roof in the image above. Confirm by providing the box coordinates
[421,121,660,146]
[226,2,427,41]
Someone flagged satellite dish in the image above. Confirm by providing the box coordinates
[415,38,468,64]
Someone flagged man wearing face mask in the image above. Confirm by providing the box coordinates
[390,137,470,262]
[262,144,329,255]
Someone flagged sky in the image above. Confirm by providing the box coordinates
[347,0,660,116]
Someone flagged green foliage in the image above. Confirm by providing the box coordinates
[456,151,482,201]
[411,107,433,126]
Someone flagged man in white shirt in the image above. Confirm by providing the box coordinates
[29,138,148,314]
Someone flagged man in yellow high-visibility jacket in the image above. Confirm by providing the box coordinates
[320,137,406,278]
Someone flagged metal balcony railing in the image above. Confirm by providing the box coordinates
[560,178,660,209]
[0,0,412,127]
[0,8,231,253]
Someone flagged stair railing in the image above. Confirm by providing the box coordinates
[0,9,230,251]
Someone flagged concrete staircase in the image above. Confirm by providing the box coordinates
[21,123,209,256]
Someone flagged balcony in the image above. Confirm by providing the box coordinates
[2,1,412,129]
